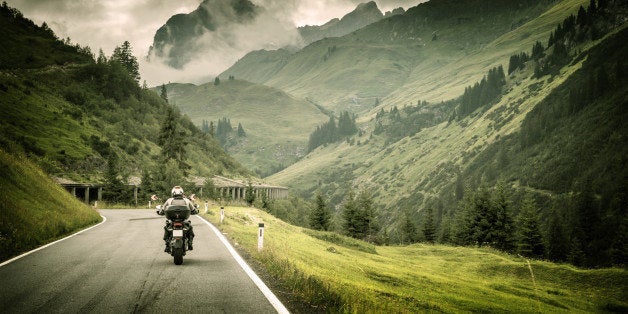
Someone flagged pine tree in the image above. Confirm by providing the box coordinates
[214,77,220,86]
[157,105,189,172]
[455,173,465,201]
[111,41,140,82]
[492,184,515,251]
[516,195,545,258]
[245,182,256,205]
[237,123,246,137]
[546,207,569,262]
[97,48,107,64]
[423,207,436,243]
[310,193,331,231]
[357,190,378,241]
[531,41,545,60]
[342,190,360,238]
[160,84,168,103]
[401,212,417,244]
[102,153,127,203]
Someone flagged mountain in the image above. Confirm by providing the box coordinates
[221,0,559,115]
[0,3,251,191]
[158,80,328,177]
[297,1,390,45]
[149,0,626,267]
[147,0,260,68]
[265,0,627,266]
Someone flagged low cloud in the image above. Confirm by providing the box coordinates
[7,0,425,86]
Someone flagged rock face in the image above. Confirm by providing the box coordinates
[148,0,259,68]
[298,1,391,44]
[148,1,397,69]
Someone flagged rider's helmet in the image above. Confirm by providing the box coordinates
[171,186,184,198]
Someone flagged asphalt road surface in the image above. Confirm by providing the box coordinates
[0,209,283,313]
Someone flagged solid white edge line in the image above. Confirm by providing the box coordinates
[195,215,290,314]
[0,214,107,268]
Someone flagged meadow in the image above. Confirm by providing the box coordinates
[202,205,627,313]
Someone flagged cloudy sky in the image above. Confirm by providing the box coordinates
[7,0,423,85]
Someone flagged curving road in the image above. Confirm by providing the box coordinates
[0,209,284,313]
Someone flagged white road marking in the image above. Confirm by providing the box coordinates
[0,215,107,268]
[195,215,290,314]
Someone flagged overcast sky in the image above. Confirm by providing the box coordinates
[7,0,424,85]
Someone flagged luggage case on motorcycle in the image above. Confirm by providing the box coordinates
[164,205,191,220]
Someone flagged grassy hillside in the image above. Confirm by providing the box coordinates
[0,148,102,261]
[0,3,251,187]
[268,1,627,254]
[162,80,328,176]
[221,0,560,115]
[377,0,589,115]
[203,205,627,312]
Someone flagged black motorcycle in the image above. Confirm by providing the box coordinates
[156,204,197,265]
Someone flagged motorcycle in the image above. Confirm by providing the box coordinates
[156,202,198,265]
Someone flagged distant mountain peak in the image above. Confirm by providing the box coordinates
[148,0,260,69]
[298,1,384,44]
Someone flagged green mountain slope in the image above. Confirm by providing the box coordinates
[269,1,627,264]
[0,4,250,189]
[222,0,561,115]
[378,0,590,115]
[162,80,328,176]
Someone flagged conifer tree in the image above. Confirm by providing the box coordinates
[102,153,127,203]
[111,41,140,82]
[357,190,379,241]
[492,184,515,251]
[245,182,256,205]
[237,123,246,137]
[516,195,545,258]
[342,190,360,238]
[160,84,168,103]
[423,207,436,243]
[546,207,569,262]
[401,212,417,244]
[310,193,331,231]
[158,105,189,172]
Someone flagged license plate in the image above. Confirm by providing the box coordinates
[173,229,183,237]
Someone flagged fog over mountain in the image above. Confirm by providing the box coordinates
[7,0,423,85]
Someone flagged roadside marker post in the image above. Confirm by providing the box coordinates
[258,223,264,252]
[220,206,225,224]
[204,202,208,214]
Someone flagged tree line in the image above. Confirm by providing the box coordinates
[506,0,615,79]
[200,117,246,145]
[307,111,358,152]
[456,66,506,118]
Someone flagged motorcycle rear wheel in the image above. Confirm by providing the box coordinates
[173,248,184,265]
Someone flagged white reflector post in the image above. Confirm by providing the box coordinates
[220,206,225,223]
[258,223,264,252]
[204,201,208,214]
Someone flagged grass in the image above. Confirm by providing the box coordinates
[202,205,627,313]
[0,148,102,261]
[163,80,328,176]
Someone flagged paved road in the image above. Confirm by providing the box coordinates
[0,209,281,313]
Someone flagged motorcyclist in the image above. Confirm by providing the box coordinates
[158,186,198,252]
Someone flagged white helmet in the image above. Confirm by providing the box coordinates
[171,186,184,197]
